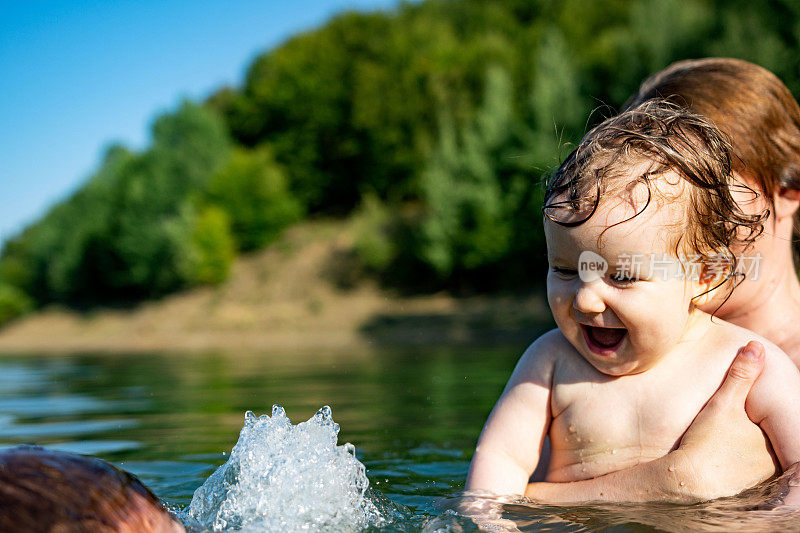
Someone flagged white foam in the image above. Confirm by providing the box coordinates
[185,405,386,532]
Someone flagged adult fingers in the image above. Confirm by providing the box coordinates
[713,340,766,409]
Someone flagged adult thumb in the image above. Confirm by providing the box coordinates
[714,341,765,408]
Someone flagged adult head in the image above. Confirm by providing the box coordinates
[624,58,800,354]
[0,446,184,532]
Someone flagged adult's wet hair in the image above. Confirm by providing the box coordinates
[0,446,183,532]
[544,99,766,289]
[624,58,800,224]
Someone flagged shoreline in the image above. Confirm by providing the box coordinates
[0,293,552,355]
[0,221,551,355]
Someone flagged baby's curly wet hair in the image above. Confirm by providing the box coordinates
[544,99,767,288]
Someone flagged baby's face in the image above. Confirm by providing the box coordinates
[545,171,707,376]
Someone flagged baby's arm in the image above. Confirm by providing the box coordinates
[745,342,800,471]
[465,330,559,496]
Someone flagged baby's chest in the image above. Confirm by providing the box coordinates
[549,377,713,463]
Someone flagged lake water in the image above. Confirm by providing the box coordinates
[1,340,799,532]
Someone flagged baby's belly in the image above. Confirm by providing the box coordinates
[546,401,687,482]
[546,444,672,482]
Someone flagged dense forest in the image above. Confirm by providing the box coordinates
[2,0,799,325]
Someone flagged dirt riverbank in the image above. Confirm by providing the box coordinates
[0,220,552,354]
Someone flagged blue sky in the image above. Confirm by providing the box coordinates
[0,0,402,246]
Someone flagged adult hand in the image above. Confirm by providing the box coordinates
[672,341,779,500]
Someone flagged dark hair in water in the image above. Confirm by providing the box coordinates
[0,446,182,532]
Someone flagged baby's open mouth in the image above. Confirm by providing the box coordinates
[582,325,627,352]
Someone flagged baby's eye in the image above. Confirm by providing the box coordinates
[608,273,638,286]
[551,266,578,278]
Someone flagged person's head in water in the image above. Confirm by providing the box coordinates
[623,58,800,318]
[543,99,766,375]
[0,446,184,532]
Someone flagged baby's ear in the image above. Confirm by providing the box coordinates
[774,185,800,220]
[692,255,733,306]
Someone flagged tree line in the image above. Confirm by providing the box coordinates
[2,0,799,325]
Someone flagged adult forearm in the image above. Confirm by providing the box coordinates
[525,451,700,504]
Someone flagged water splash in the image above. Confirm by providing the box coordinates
[185,405,387,531]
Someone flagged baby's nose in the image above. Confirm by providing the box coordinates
[573,282,606,314]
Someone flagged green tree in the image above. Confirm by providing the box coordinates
[353,194,399,272]
[0,284,33,326]
[97,101,232,299]
[204,147,302,252]
[181,205,236,285]
[418,66,523,278]
[0,102,232,305]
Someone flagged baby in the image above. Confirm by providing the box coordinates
[466,100,800,499]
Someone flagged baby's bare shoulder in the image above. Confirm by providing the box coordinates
[710,319,788,362]
[510,329,577,383]
[708,319,799,405]
[520,328,577,363]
